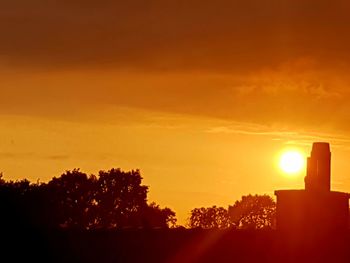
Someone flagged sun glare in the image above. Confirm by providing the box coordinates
[279,150,305,175]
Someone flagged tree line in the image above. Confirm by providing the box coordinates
[189,194,276,229]
[0,169,276,230]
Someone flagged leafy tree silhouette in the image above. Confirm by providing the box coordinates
[188,195,276,229]
[0,168,176,230]
[95,168,148,229]
[189,206,231,229]
[47,169,97,229]
[140,202,177,228]
[228,194,276,229]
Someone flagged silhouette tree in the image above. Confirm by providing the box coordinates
[0,176,43,228]
[188,206,231,229]
[228,194,276,229]
[0,168,176,230]
[95,168,149,228]
[46,169,97,229]
[140,202,177,228]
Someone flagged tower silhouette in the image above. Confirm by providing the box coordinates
[275,142,349,235]
[305,142,331,192]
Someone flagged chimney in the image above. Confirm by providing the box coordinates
[305,142,331,192]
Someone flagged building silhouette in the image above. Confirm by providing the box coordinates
[275,142,349,235]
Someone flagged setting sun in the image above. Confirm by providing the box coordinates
[279,150,305,175]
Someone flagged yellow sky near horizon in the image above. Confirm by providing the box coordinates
[1,108,350,225]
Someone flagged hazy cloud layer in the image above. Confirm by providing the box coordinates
[1,0,350,133]
[1,0,350,71]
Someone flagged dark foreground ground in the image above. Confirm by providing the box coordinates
[1,228,350,263]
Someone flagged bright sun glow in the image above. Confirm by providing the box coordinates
[279,150,305,175]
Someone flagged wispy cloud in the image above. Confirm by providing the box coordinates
[0,152,70,160]
[46,155,70,160]
[206,122,350,148]
[0,152,34,159]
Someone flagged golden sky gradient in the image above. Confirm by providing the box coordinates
[1,0,350,224]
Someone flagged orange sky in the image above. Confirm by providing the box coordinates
[1,0,350,224]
